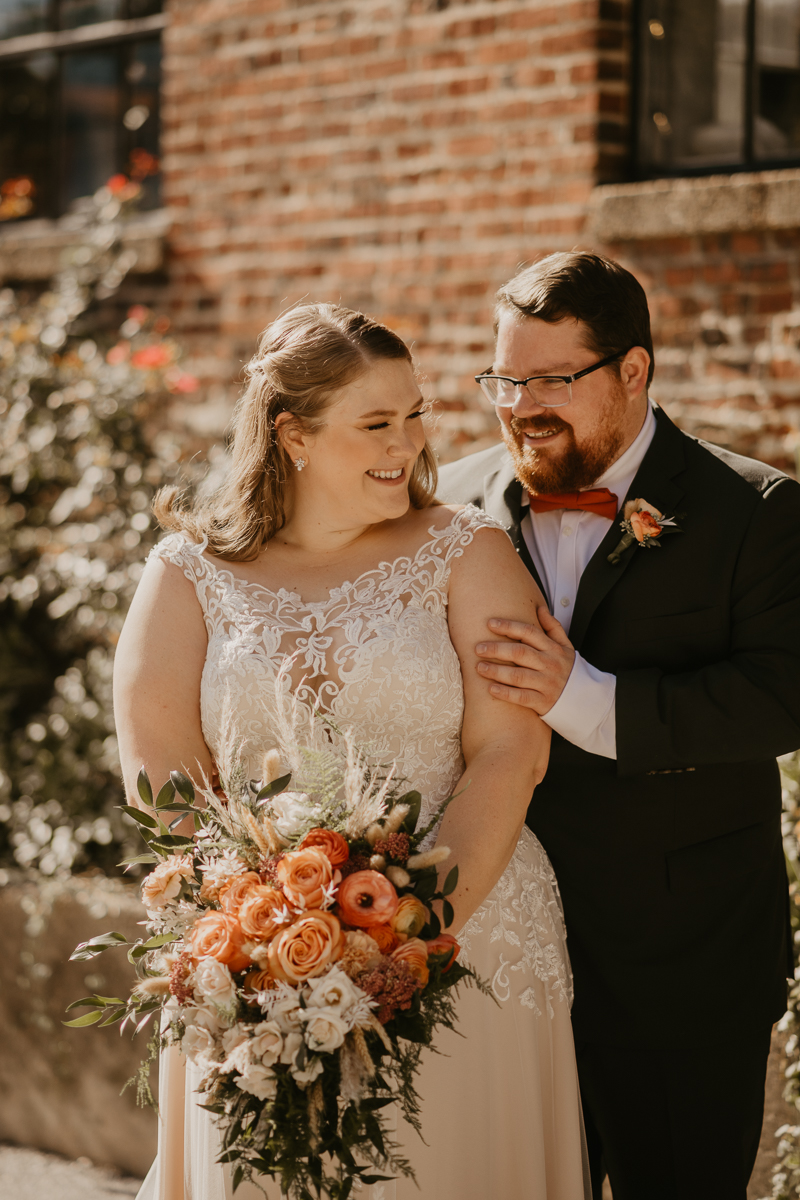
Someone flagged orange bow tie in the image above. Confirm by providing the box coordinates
[528,488,618,521]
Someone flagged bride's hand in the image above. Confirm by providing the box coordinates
[475,606,576,715]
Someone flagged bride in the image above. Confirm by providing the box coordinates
[114,304,590,1200]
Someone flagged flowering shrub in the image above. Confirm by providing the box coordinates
[0,180,198,878]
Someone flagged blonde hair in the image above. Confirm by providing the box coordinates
[154,304,438,561]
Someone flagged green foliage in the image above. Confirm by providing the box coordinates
[0,184,198,878]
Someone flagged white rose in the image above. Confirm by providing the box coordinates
[185,1003,225,1035]
[271,996,304,1034]
[181,1023,217,1065]
[268,792,319,840]
[291,1055,324,1089]
[280,1031,303,1066]
[193,958,237,1008]
[306,967,360,1013]
[221,1023,249,1056]
[301,1008,348,1054]
[141,855,195,910]
[219,1040,252,1075]
[236,1063,278,1101]
[250,1021,283,1066]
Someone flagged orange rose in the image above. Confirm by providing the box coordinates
[243,967,275,992]
[238,885,289,941]
[425,933,460,973]
[630,510,661,543]
[336,870,399,928]
[188,911,251,973]
[267,910,343,984]
[391,937,429,988]
[218,871,261,915]
[277,846,337,910]
[300,828,350,867]
[390,895,428,939]
[370,923,401,954]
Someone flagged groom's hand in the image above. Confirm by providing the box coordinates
[475,607,575,715]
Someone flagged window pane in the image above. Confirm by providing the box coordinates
[756,0,800,158]
[128,0,163,15]
[0,55,53,219]
[59,0,123,29]
[123,37,160,208]
[0,0,49,39]
[62,49,121,207]
[638,0,748,170]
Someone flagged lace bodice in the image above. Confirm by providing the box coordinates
[148,506,506,837]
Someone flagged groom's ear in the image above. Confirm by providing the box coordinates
[620,347,650,401]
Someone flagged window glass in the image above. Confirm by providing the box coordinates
[59,0,123,29]
[0,56,53,219]
[123,38,160,206]
[0,0,49,39]
[62,49,120,206]
[756,0,800,156]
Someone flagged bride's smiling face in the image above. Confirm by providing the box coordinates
[284,357,428,530]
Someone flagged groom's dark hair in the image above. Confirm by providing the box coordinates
[495,251,655,387]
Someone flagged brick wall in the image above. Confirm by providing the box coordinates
[160,0,630,459]
[603,230,800,474]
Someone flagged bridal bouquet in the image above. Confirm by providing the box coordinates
[66,727,482,1199]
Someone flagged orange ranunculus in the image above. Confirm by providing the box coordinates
[336,870,399,929]
[187,911,251,973]
[218,871,261,915]
[370,923,401,954]
[630,510,662,543]
[425,933,460,973]
[238,885,289,941]
[391,938,429,988]
[390,895,428,939]
[300,828,350,867]
[277,846,337,910]
[267,910,342,984]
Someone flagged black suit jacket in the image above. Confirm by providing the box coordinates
[437,407,799,1046]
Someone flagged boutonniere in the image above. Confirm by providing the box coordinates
[607,498,682,566]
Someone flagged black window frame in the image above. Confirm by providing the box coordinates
[0,2,165,219]
[630,0,800,179]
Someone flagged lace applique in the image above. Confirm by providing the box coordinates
[457,827,573,1016]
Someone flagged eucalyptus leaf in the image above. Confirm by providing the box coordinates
[255,773,292,802]
[118,853,158,868]
[70,931,129,961]
[170,770,195,803]
[63,1009,103,1027]
[155,779,176,808]
[119,804,158,830]
[137,767,153,807]
[66,994,124,1011]
[98,1007,129,1027]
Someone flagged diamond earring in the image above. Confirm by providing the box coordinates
[295,457,306,472]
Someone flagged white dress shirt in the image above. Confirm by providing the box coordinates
[520,403,657,759]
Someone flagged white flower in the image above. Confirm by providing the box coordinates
[270,995,304,1035]
[198,849,249,901]
[219,1040,252,1075]
[221,1023,249,1057]
[184,1003,225,1035]
[301,1008,349,1054]
[236,1063,278,1100]
[141,855,195,911]
[280,1031,303,1065]
[267,792,319,840]
[305,967,360,1014]
[250,1020,283,1066]
[291,1055,324,1089]
[193,958,237,1009]
[181,1023,217,1065]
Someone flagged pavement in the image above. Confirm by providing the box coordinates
[0,1145,142,1200]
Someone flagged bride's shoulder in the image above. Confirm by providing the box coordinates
[416,502,510,541]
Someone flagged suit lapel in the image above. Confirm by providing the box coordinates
[482,456,546,595]
[568,408,688,650]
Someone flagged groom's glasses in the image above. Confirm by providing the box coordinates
[475,349,631,409]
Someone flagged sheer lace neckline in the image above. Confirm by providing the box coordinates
[187,507,464,610]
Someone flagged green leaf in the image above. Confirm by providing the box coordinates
[152,803,195,814]
[128,932,177,963]
[119,804,158,830]
[256,773,292,801]
[232,1166,244,1193]
[70,931,129,961]
[399,790,422,834]
[363,1113,385,1157]
[66,994,124,1011]
[150,834,195,851]
[98,1007,129,1027]
[118,853,158,868]
[413,869,438,904]
[442,899,455,928]
[428,909,441,939]
[137,767,153,807]
[170,771,195,804]
[63,1009,104,1027]
[155,779,176,808]
[442,864,459,896]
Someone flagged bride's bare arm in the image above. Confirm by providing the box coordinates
[438,525,551,930]
[113,558,213,805]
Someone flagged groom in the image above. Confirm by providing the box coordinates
[437,251,800,1200]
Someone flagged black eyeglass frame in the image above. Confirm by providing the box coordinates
[474,348,633,408]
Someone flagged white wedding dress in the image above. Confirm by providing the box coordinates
[136,505,591,1200]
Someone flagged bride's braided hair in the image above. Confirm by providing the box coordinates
[153,303,438,561]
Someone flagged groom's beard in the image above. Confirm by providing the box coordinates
[502,400,625,496]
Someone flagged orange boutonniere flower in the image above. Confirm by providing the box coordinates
[607,498,681,565]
